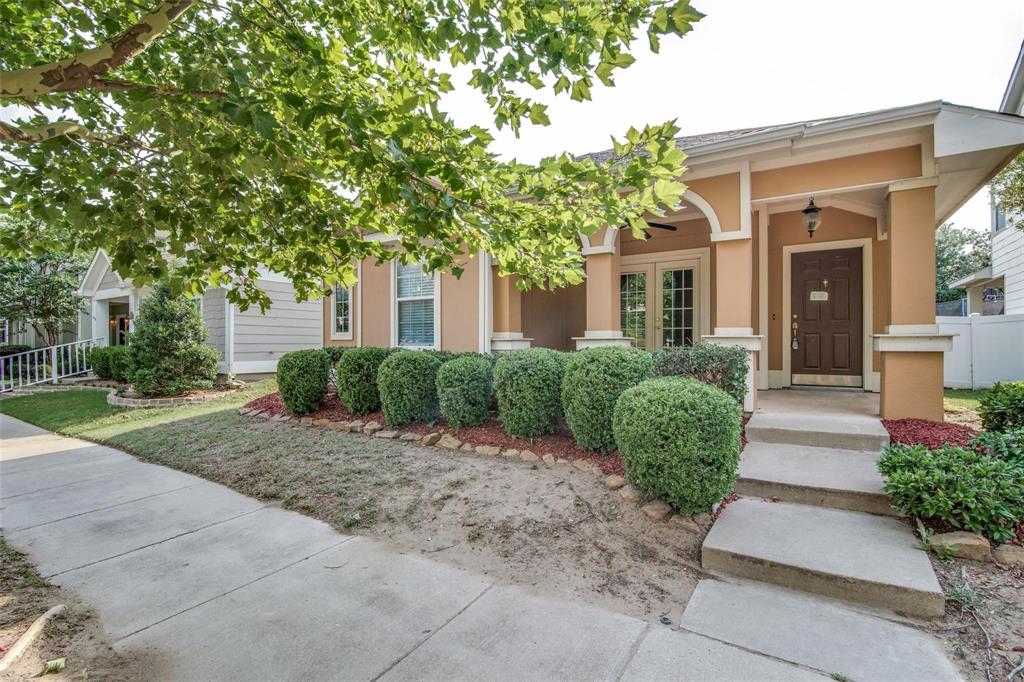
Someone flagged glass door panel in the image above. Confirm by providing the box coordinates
[657,265,695,348]
[619,271,648,348]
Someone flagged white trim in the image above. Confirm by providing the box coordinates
[739,161,752,234]
[357,260,363,347]
[231,360,279,374]
[0,318,7,345]
[92,287,131,301]
[254,267,292,283]
[492,332,533,351]
[77,249,130,296]
[581,243,616,256]
[573,335,633,349]
[478,251,492,353]
[702,331,763,412]
[757,209,769,390]
[710,229,751,242]
[873,333,954,352]
[888,176,939,193]
[680,189,723,238]
[390,260,441,350]
[781,237,874,391]
[620,247,712,344]
[327,284,355,341]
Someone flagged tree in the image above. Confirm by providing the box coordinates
[991,151,1024,229]
[1,0,703,311]
[935,223,991,303]
[0,252,87,347]
[127,282,219,396]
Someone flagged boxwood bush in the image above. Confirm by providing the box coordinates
[493,348,565,438]
[335,346,395,415]
[562,346,652,453]
[652,344,749,405]
[437,355,493,427]
[613,377,741,514]
[878,443,1024,542]
[107,345,132,383]
[89,346,114,380]
[378,351,444,426]
[277,349,331,415]
[979,381,1024,432]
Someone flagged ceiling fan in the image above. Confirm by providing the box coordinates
[619,220,678,240]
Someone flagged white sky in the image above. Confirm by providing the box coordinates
[442,0,1024,232]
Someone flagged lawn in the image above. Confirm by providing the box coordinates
[943,388,987,411]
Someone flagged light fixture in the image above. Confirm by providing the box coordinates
[802,198,822,238]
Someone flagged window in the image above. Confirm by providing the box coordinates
[0,318,7,344]
[660,268,695,348]
[394,261,437,348]
[331,284,353,340]
[620,273,647,348]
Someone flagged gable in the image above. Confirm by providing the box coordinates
[78,249,129,296]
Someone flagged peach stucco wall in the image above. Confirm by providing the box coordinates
[441,255,480,352]
[751,146,922,200]
[522,283,586,350]
[687,174,741,232]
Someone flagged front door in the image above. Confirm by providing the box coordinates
[791,248,863,387]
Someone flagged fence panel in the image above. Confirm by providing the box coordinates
[938,314,1024,389]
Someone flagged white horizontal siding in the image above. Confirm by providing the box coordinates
[232,281,321,363]
[993,227,1024,314]
[98,266,121,291]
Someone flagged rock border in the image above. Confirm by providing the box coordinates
[238,406,713,535]
[107,388,238,409]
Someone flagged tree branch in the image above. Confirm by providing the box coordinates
[92,77,226,99]
[0,119,169,155]
[0,0,196,98]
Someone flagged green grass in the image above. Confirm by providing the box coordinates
[944,388,987,411]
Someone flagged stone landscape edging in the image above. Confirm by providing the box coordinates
[107,388,238,408]
[237,405,713,534]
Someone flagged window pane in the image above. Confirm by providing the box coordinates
[620,273,647,348]
[398,299,434,346]
[334,285,350,334]
[397,261,434,298]
[661,267,694,348]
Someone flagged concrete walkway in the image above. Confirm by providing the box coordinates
[1,415,828,681]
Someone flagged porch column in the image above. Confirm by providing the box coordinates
[966,285,984,316]
[91,299,109,346]
[491,268,532,351]
[575,228,631,349]
[703,237,763,412]
[874,184,952,421]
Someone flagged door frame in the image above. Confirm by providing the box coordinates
[620,247,711,349]
[782,238,874,391]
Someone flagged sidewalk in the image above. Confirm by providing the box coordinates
[1,414,829,680]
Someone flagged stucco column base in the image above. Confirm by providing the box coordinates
[702,328,763,413]
[573,330,633,350]
[879,351,944,421]
[491,332,533,352]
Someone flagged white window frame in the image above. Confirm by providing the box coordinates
[0,318,7,344]
[390,260,440,349]
[329,284,355,341]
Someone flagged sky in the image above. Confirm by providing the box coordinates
[442,0,1024,232]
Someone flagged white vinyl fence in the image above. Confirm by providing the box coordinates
[938,314,1024,389]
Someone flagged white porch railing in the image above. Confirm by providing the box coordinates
[0,338,103,393]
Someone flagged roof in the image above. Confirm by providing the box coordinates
[1001,39,1024,114]
[950,266,1002,290]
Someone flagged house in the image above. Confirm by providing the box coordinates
[952,40,1024,314]
[323,100,1024,422]
[77,249,321,376]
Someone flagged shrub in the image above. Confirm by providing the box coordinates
[335,346,395,415]
[878,443,1024,543]
[561,346,652,453]
[979,382,1024,432]
[613,377,741,514]
[378,351,444,426]
[493,348,565,438]
[437,355,493,427]
[0,344,32,357]
[107,345,132,383]
[89,346,114,379]
[652,344,749,405]
[324,346,347,365]
[127,283,220,397]
[971,428,1024,466]
[277,349,331,415]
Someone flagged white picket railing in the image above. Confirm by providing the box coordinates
[0,338,103,393]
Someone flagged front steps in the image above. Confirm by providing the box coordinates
[745,411,890,451]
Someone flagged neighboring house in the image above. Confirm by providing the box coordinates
[77,250,321,376]
[323,100,1024,422]
[952,40,1024,314]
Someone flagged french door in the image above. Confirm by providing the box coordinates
[620,260,698,350]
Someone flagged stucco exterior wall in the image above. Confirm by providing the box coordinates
[522,283,586,350]
[441,255,480,352]
[751,146,922,200]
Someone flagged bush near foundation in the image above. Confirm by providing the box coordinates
[651,344,748,405]
[335,346,396,415]
[277,349,331,415]
[106,345,131,383]
[88,346,114,380]
[613,377,741,514]
[378,351,444,426]
[493,348,566,438]
[979,381,1024,433]
[437,355,494,428]
[878,443,1024,543]
[562,346,652,453]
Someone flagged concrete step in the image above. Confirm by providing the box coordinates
[702,498,944,618]
[736,442,898,516]
[745,411,889,451]
[681,580,962,682]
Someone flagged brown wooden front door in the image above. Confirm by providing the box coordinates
[791,248,863,387]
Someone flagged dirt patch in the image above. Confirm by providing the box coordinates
[110,412,706,621]
[929,555,1024,682]
[0,538,158,681]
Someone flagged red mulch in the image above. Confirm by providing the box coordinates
[245,391,626,476]
[882,418,976,449]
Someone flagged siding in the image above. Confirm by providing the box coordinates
[98,265,122,291]
[993,226,1024,314]
[233,280,321,362]
[203,288,226,359]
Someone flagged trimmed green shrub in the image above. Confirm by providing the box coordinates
[378,351,444,426]
[107,345,131,383]
[277,349,331,415]
[561,346,652,453]
[335,346,395,415]
[979,381,1024,432]
[972,428,1024,465]
[613,377,741,514]
[493,348,566,438]
[878,443,1024,542]
[0,344,32,357]
[652,344,749,405]
[127,283,220,397]
[89,346,114,380]
[324,346,348,365]
[437,355,493,427]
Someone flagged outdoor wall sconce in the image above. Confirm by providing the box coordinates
[802,198,822,238]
